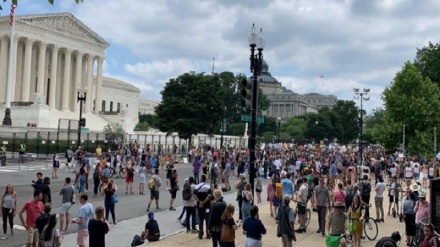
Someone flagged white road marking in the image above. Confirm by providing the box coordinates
[0,164,49,172]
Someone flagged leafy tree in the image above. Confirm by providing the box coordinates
[134,122,149,131]
[414,42,440,88]
[257,116,276,136]
[155,72,225,149]
[281,116,307,140]
[381,62,440,155]
[330,100,359,144]
[103,123,126,149]
[364,108,384,144]
[138,113,156,128]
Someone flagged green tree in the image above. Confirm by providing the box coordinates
[138,113,156,127]
[381,62,440,155]
[134,122,149,131]
[155,72,225,149]
[281,116,307,140]
[414,42,440,88]
[330,100,359,144]
[103,123,126,149]
[364,108,384,144]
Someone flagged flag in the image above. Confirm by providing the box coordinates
[9,4,16,27]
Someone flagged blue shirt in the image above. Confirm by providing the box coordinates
[281,178,294,195]
[403,199,415,214]
[77,203,94,230]
[243,217,267,240]
[331,163,338,176]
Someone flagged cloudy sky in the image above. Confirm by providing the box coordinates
[8,0,440,112]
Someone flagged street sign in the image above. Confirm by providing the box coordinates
[241,114,264,124]
[81,127,89,133]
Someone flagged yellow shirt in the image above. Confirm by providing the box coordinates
[96,147,102,156]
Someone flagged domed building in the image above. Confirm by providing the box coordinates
[257,60,285,95]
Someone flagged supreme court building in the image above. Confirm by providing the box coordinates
[0,12,140,132]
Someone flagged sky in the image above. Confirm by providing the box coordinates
[6,0,440,113]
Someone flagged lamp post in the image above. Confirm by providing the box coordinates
[353,87,369,166]
[315,121,318,144]
[247,24,265,196]
[277,116,281,143]
[77,87,87,147]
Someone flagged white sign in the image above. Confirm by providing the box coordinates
[72,141,76,144]
[81,140,84,143]
[51,141,55,144]
[104,140,108,143]
[183,158,188,163]
[42,141,46,144]
[92,140,95,143]
[2,141,8,145]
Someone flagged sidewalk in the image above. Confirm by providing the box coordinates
[62,184,408,247]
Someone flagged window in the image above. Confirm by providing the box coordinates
[117,103,121,113]
[110,101,113,112]
[102,100,106,112]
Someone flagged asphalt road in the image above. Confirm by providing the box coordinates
[0,160,233,247]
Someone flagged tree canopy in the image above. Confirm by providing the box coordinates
[414,42,440,89]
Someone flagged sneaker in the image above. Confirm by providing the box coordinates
[295,229,303,233]
[191,229,199,234]
[316,229,321,233]
[186,229,191,233]
[166,187,170,191]
[177,217,182,221]
[146,208,150,212]
[1,235,6,240]
[113,221,117,225]
[170,207,176,211]
[10,229,13,236]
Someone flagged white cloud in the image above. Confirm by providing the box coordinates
[22,0,440,111]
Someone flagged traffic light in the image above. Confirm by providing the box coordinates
[241,78,252,111]
[80,118,86,127]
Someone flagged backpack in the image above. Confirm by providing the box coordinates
[361,182,371,195]
[345,186,355,207]
[35,213,50,236]
[127,167,134,177]
[148,176,156,190]
[182,182,192,200]
[131,234,145,246]
[275,183,282,198]
[211,165,219,178]
[102,168,111,178]
[93,169,100,180]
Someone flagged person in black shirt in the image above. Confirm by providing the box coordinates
[141,212,160,242]
[194,174,212,240]
[41,177,51,204]
[88,206,110,247]
[169,169,178,211]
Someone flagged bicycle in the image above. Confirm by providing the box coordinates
[362,216,378,241]
[293,200,311,228]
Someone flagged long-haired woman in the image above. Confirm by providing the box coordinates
[42,214,62,247]
[241,183,253,224]
[1,184,17,240]
[347,194,364,247]
[104,180,118,225]
[220,204,241,247]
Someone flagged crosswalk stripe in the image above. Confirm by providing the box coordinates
[0,165,50,172]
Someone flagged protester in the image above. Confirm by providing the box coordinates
[374,175,386,222]
[347,194,365,247]
[208,189,227,247]
[325,201,349,247]
[275,195,296,247]
[88,206,110,247]
[72,194,94,247]
[194,174,212,240]
[92,163,102,197]
[40,214,62,247]
[243,205,266,247]
[419,223,439,247]
[141,212,160,242]
[59,177,74,233]
[403,192,416,245]
[169,168,178,211]
[41,177,52,205]
[104,180,118,225]
[313,177,330,236]
[18,190,44,247]
[235,174,247,220]
[414,191,430,224]
[52,153,60,179]
[146,168,161,212]
[125,159,135,195]
[220,204,241,247]
[182,177,197,233]
[242,183,253,224]
[255,172,262,204]
[138,162,147,195]
[1,183,17,240]
[35,203,52,236]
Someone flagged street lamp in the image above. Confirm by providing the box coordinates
[277,116,281,143]
[247,23,265,197]
[315,121,318,144]
[353,87,369,166]
[77,86,87,147]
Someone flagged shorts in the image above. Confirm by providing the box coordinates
[256,188,262,193]
[296,203,306,215]
[26,227,38,244]
[125,175,134,183]
[429,175,434,179]
[77,229,89,246]
[389,195,399,204]
[170,189,177,199]
[60,202,72,214]
[139,175,146,184]
[400,173,404,179]
[150,190,159,200]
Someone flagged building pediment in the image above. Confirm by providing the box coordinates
[17,12,109,47]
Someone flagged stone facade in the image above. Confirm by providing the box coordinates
[0,12,140,132]
[303,93,337,110]
[138,96,160,115]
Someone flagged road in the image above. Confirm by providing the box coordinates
[0,160,220,247]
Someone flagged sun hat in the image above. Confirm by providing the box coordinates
[419,191,427,198]
[410,183,421,192]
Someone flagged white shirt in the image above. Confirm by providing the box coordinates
[298,184,308,203]
[429,167,435,176]
[389,167,397,177]
[375,182,386,197]
[405,167,413,178]
[413,163,420,173]
[274,159,282,170]
[315,161,321,172]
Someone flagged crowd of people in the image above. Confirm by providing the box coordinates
[1,142,440,247]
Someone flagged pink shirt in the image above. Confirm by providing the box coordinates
[415,201,430,224]
[22,200,43,227]
[333,190,346,204]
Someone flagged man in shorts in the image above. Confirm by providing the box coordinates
[326,201,349,247]
[18,190,43,247]
[59,177,74,232]
[147,168,162,212]
[295,179,308,233]
[72,194,94,247]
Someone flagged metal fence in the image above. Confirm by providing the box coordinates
[0,130,247,159]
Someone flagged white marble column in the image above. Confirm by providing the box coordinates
[61,49,72,111]
[49,45,58,109]
[74,52,83,112]
[37,42,47,98]
[21,38,33,102]
[10,36,18,102]
[85,54,93,113]
[95,56,104,113]
[0,37,8,103]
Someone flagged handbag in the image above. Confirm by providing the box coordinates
[221,223,235,242]
[111,194,119,204]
